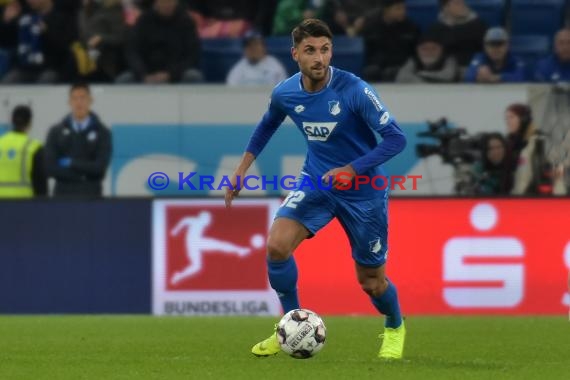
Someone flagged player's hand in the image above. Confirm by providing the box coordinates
[225,171,245,209]
[321,165,356,189]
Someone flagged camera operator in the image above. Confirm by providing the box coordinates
[472,133,513,195]
[505,103,566,195]
[416,118,486,195]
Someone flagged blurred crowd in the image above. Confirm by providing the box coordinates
[0,0,569,85]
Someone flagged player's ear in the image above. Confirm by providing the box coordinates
[291,46,298,63]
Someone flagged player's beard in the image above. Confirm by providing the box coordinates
[305,64,328,83]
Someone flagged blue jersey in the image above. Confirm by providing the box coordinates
[534,54,570,83]
[246,66,406,200]
[464,52,526,83]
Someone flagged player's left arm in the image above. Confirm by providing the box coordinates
[349,83,406,174]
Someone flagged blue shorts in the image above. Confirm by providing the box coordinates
[275,183,389,267]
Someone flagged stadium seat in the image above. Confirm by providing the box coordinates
[510,0,566,38]
[262,37,296,76]
[465,0,506,26]
[406,0,439,31]
[264,36,365,77]
[200,38,243,83]
[201,36,364,82]
[510,35,551,77]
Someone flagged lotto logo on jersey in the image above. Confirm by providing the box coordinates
[152,199,282,316]
[302,122,338,141]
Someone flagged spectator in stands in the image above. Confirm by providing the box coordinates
[226,31,287,87]
[395,33,458,83]
[118,0,202,84]
[123,0,143,26]
[45,83,112,197]
[0,105,47,198]
[1,0,76,84]
[272,0,319,36]
[0,0,22,79]
[464,27,526,83]
[73,0,126,82]
[320,0,379,36]
[427,0,487,69]
[535,28,570,83]
[188,0,277,37]
[0,0,21,51]
[504,103,566,195]
[472,133,513,195]
[361,0,419,82]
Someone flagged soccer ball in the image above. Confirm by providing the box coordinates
[277,308,326,359]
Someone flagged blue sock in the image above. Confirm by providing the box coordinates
[370,279,402,328]
[267,256,299,313]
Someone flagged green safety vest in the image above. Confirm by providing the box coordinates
[0,131,42,198]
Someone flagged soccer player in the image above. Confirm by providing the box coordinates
[225,19,407,359]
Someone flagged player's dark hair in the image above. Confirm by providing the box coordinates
[12,105,32,132]
[69,82,91,95]
[291,19,333,47]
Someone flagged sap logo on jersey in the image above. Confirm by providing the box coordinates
[303,122,338,141]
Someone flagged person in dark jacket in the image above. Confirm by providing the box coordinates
[426,0,487,69]
[360,0,420,82]
[534,28,570,83]
[1,0,76,83]
[117,0,202,83]
[472,133,513,195]
[0,0,22,51]
[75,0,127,82]
[0,0,22,79]
[45,83,112,197]
[319,0,379,36]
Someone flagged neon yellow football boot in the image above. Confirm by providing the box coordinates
[378,320,406,359]
[251,324,281,357]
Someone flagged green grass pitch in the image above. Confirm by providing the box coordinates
[0,316,568,380]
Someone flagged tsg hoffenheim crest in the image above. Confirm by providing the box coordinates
[328,100,341,116]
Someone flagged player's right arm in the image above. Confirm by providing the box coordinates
[225,89,287,208]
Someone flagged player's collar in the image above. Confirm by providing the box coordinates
[298,66,334,92]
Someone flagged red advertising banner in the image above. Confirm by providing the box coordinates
[295,199,570,315]
[152,199,570,316]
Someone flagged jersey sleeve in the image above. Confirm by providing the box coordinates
[245,88,287,157]
[348,81,407,174]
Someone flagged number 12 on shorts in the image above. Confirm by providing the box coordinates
[282,191,305,209]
